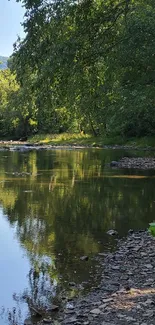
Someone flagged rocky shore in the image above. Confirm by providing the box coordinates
[32,231,155,325]
[0,141,154,152]
[112,157,155,169]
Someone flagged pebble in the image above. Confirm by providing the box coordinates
[115,157,155,169]
[69,282,76,286]
[102,323,115,325]
[90,308,101,315]
[145,264,153,269]
[126,316,136,322]
[102,298,113,303]
[48,304,59,311]
[144,298,154,305]
[65,317,78,323]
[107,230,118,236]
[143,310,154,317]
[43,319,52,324]
[80,256,89,261]
[66,303,74,310]
[99,303,107,309]
[34,231,155,325]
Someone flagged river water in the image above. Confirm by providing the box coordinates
[0,148,155,324]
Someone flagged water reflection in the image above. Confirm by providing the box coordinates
[0,149,155,323]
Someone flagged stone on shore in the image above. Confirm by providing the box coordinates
[113,157,155,169]
[36,231,155,325]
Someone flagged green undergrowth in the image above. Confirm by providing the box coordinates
[28,133,155,148]
[28,133,125,146]
[126,136,155,148]
[0,133,154,148]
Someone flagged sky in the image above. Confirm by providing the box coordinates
[0,0,25,57]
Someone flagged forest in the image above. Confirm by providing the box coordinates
[1,0,155,139]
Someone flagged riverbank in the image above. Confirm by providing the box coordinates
[28,133,155,150]
[37,230,155,325]
[1,134,155,151]
[1,139,155,170]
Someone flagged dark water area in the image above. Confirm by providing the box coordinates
[0,148,155,324]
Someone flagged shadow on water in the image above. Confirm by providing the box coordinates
[0,148,155,323]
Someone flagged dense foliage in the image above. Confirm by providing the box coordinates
[1,0,155,138]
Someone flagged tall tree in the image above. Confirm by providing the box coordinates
[10,0,155,137]
[12,0,132,134]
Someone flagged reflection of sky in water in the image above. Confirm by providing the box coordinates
[0,209,30,324]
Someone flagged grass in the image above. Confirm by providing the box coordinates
[125,136,155,148]
[0,132,154,148]
[29,132,91,144]
[0,133,155,148]
[28,133,128,146]
[28,133,155,148]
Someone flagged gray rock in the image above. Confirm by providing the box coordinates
[143,310,154,317]
[128,229,134,234]
[90,308,101,315]
[102,298,113,303]
[80,256,89,261]
[43,318,52,324]
[111,265,120,270]
[66,302,74,310]
[48,304,59,311]
[107,229,118,236]
[110,161,118,167]
[65,317,78,323]
[102,323,115,325]
[98,253,108,257]
[65,310,75,314]
[69,282,76,286]
[145,263,153,269]
[126,316,136,322]
[99,303,107,309]
[144,298,154,305]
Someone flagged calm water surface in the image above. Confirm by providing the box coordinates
[0,148,155,324]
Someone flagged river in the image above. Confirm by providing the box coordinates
[0,148,154,324]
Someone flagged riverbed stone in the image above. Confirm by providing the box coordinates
[99,303,107,309]
[66,302,74,310]
[48,304,59,311]
[110,161,118,167]
[64,317,78,323]
[107,230,118,236]
[102,323,115,325]
[145,263,153,269]
[80,256,89,261]
[114,157,155,169]
[102,298,113,303]
[36,230,155,325]
[90,308,101,315]
[43,318,52,324]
